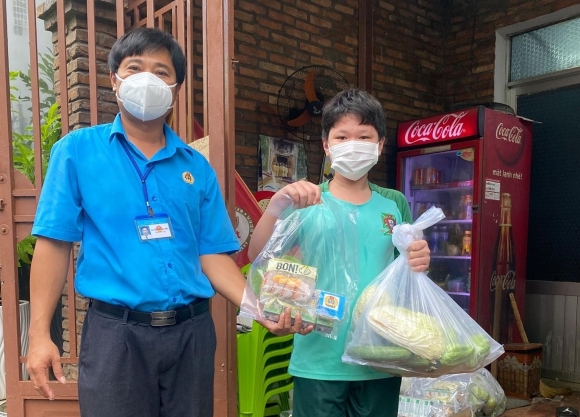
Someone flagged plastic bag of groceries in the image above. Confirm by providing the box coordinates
[239,195,358,340]
[398,368,507,417]
[342,206,503,376]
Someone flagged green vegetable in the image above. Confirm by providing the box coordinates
[440,344,475,366]
[348,345,412,362]
[484,396,498,411]
[367,305,445,361]
[472,334,491,357]
[352,284,379,322]
[251,267,265,295]
[469,384,489,402]
[405,355,432,368]
[468,392,483,407]
[467,334,491,367]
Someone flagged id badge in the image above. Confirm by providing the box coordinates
[135,213,174,241]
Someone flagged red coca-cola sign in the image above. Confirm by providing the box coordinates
[494,122,525,165]
[397,108,481,148]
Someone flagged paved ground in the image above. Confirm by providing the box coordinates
[0,393,578,416]
[503,392,580,416]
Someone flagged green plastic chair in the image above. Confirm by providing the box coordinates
[238,323,294,417]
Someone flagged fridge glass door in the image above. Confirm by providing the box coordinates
[401,147,475,313]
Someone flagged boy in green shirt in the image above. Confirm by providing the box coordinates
[249,89,431,417]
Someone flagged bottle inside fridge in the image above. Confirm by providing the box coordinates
[402,147,475,314]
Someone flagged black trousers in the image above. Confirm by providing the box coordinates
[78,305,216,417]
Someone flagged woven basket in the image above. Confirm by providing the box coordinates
[497,343,542,399]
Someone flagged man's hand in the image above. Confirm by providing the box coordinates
[407,239,430,272]
[26,336,66,400]
[256,308,314,336]
[27,236,71,400]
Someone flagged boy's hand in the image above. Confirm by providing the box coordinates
[256,308,314,336]
[266,180,321,218]
[407,239,430,272]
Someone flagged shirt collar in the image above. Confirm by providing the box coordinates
[108,113,194,157]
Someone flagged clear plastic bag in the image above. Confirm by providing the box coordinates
[239,195,358,339]
[342,206,504,376]
[398,368,507,417]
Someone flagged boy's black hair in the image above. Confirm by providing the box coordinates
[321,88,387,140]
[108,27,186,85]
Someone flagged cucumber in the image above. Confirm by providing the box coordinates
[440,345,475,366]
[348,345,412,362]
[465,335,491,367]
[405,355,432,367]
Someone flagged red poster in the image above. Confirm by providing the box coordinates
[477,109,533,344]
[234,172,263,268]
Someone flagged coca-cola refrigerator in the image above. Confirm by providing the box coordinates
[396,106,533,344]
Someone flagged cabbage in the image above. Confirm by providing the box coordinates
[367,305,445,361]
[352,284,381,322]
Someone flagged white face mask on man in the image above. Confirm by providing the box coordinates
[115,72,177,121]
[328,141,380,181]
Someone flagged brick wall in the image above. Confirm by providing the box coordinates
[443,0,579,109]
[369,0,445,187]
[233,0,580,190]
[38,0,119,132]
[36,0,580,195]
[233,0,448,190]
[233,0,359,191]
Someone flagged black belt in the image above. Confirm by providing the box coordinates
[91,298,209,327]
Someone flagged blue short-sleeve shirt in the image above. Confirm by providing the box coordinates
[32,114,240,311]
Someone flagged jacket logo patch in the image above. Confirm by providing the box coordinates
[381,213,396,235]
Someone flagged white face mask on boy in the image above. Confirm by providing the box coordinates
[328,141,379,181]
[115,72,177,121]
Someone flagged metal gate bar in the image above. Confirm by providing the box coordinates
[0,0,20,409]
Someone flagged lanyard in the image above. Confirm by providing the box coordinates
[120,140,156,217]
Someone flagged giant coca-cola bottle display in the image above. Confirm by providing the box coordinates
[491,193,516,344]
[396,106,533,344]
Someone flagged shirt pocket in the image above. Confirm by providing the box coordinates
[166,184,202,234]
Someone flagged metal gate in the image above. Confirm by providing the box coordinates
[0,0,236,415]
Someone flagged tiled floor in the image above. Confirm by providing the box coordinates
[503,393,580,416]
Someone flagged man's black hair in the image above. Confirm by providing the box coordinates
[321,88,387,140]
[108,27,186,85]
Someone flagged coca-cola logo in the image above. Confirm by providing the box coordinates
[495,123,525,165]
[490,270,516,292]
[496,124,523,144]
[403,112,468,145]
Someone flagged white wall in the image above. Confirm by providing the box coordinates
[526,281,580,383]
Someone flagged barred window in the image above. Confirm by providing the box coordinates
[13,0,28,37]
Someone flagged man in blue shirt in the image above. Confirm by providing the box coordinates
[26,28,308,417]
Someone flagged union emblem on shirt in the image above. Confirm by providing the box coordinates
[381,213,396,235]
[182,171,194,184]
